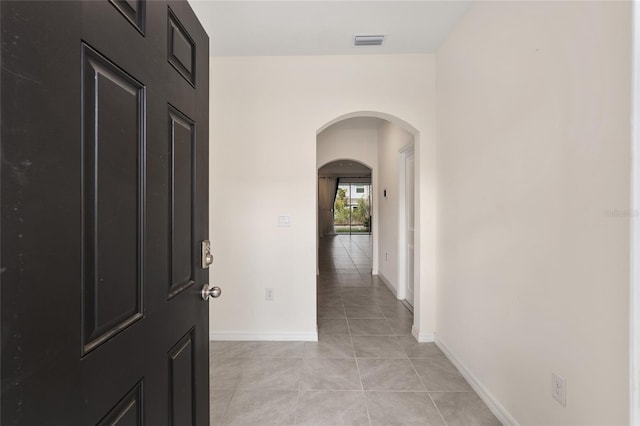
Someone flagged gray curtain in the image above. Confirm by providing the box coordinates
[318,177,338,237]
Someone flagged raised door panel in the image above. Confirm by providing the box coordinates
[168,106,195,298]
[168,330,195,425]
[167,7,196,86]
[97,381,144,426]
[81,44,145,354]
[109,0,146,34]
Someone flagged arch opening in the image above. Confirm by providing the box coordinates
[316,111,420,137]
[316,111,421,339]
[319,159,372,237]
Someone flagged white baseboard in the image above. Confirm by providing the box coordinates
[435,335,519,426]
[375,272,397,297]
[411,326,434,342]
[209,331,318,342]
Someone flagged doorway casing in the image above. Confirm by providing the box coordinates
[630,1,639,423]
[316,111,430,341]
[397,143,416,308]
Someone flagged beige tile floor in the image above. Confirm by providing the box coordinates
[210,234,501,426]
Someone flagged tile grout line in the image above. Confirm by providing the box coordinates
[350,320,373,426]
[317,236,495,424]
[293,356,302,426]
[345,292,369,423]
[317,235,402,425]
[215,384,238,426]
[408,357,449,426]
[427,392,449,426]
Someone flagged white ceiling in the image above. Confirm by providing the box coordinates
[189,1,472,56]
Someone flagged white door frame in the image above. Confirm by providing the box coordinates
[631,1,639,423]
[397,144,415,303]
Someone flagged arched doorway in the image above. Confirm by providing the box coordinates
[316,113,420,335]
[318,160,372,237]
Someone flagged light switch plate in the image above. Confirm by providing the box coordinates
[278,215,291,227]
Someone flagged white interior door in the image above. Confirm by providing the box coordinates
[405,150,415,307]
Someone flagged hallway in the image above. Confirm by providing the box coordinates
[210,235,500,425]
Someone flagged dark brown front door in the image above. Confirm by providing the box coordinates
[1,1,210,424]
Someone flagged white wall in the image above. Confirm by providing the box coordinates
[209,54,436,340]
[317,117,379,170]
[377,121,414,294]
[436,1,632,424]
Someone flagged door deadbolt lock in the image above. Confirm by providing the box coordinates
[201,240,213,268]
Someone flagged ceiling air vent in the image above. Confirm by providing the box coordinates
[353,34,385,46]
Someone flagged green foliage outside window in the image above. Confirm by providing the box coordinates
[334,187,370,228]
[352,196,370,224]
[334,188,350,225]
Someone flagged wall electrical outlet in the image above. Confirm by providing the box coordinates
[551,371,566,406]
[265,288,275,301]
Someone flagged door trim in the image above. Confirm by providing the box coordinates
[630,1,639,423]
[397,144,415,303]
